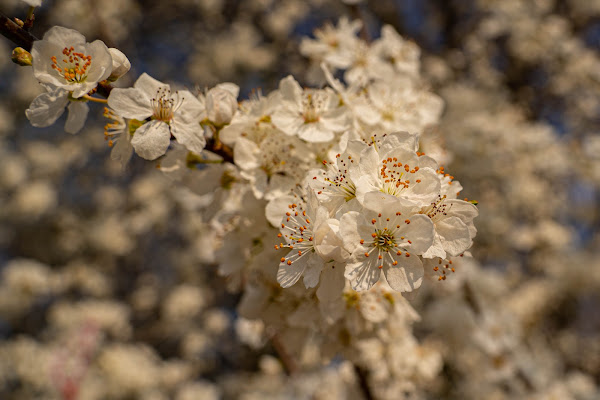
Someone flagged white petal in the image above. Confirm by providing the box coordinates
[278,75,303,106]
[111,134,134,169]
[108,48,131,80]
[298,123,333,143]
[171,120,205,155]
[233,137,260,170]
[384,254,423,292]
[271,109,303,136]
[32,41,71,89]
[345,260,381,292]
[43,26,86,46]
[401,213,435,254]
[339,211,363,254]
[131,120,170,160]
[303,257,324,288]
[64,101,89,134]
[421,233,446,259]
[265,195,295,227]
[107,88,152,120]
[379,131,418,154]
[174,91,203,123]
[363,191,419,213]
[320,106,349,133]
[134,73,169,97]
[436,216,472,257]
[25,89,69,127]
[215,82,239,98]
[79,40,113,83]
[277,251,311,288]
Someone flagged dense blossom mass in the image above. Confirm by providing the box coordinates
[3,1,599,399]
[15,12,478,398]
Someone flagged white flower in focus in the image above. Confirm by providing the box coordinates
[107,73,204,160]
[271,76,349,143]
[340,203,434,292]
[25,85,89,134]
[308,139,367,209]
[420,193,478,259]
[275,191,347,289]
[355,133,441,210]
[21,0,42,7]
[32,26,112,98]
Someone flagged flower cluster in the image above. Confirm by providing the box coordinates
[273,132,477,294]
[4,1,600,399]
[20,19,477,299]
[25,26,130,134]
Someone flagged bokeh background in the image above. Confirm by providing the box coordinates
[0,0,599,399]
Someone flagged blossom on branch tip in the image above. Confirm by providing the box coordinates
[31,26,112,99]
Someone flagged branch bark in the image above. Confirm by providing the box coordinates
[0,11,37,51]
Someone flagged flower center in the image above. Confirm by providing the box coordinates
[151,88,183,123]
[319,156,357,201]
[51,46,92,84]
[373,228,397,252]
[422,195,448,221]
[302,93,323,124]
[379,157,420,196]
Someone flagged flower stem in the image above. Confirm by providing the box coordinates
[82,95,108,104]
[23,7,35,31]
[269,332,299,375]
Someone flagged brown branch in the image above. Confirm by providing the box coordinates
[0,11,37,51]
[269,332,299,376]
[353,363,375,400]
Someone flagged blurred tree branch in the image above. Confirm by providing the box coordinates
[1,11,37,51]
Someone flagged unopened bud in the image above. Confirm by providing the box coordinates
[107,48,131,82]
[205,83,239,126]
[12,47,32,66]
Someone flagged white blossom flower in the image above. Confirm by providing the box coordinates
[31,26,112,98]
[307,139,367,209]
[420,197,479,259]
[274,190,348,289]
[107,73,204,160]
[271,76,349,143]
[340,202,434,292]
[355,133,441,210]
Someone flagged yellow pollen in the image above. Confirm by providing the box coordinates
[51,47,92,84]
